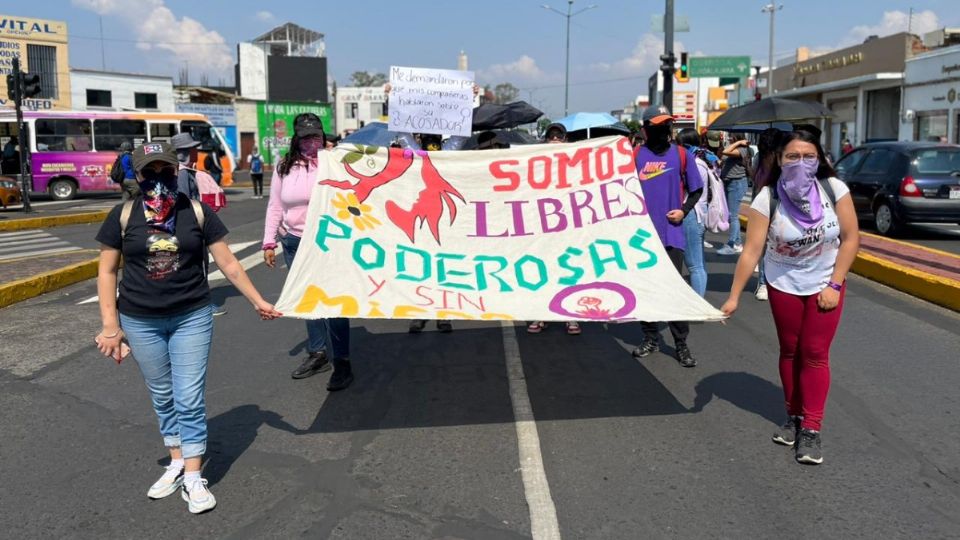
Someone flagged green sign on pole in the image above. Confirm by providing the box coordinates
[688,56,751,78]
[256,102,334,166]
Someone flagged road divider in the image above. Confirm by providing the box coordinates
[738,214,960,312]
[0,210,110,232]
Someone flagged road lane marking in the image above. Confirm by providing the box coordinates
[500,321,562,540]
[0,230,51,240]
[0,246,82,261]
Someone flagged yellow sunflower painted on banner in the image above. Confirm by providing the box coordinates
[332,192,382,231]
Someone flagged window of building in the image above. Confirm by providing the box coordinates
[370,102,385,118]
[35,119,93,152]
[135,93,158,110]
[345,102,358,119]
[93,119,147,151]
[25,44,58,99]
[86,89,112,108]
[150,123,177,142]
[916,112,948,143]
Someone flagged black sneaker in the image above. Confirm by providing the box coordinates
[291,351,331,379]
[796,429,823,465]
[631,338,660,358]
[772,416,801,446]
[675,342,697,368]
[327,358,354,391]
[437,320,453,333]
[408,320,427,334]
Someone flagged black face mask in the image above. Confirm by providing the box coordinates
[140,167,178,188]
[644,124,672,154]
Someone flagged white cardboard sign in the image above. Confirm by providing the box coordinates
[388,65,474,137]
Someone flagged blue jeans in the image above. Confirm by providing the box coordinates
[758,255,767,286]
[682,211,707,297]
[724,177,749,247]
[120,304,213,458]
[280,234,351,359]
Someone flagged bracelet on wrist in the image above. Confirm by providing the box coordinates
[827,281,843,292]
[99,328,122,338]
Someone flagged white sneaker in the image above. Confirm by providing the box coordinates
[181,478,217,514]
[716,245,738,255]
[703,241,714,249]
[147,463,183,499]
[755,284,768,301]
[734,244,744,253]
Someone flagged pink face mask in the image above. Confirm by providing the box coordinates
[298,138,324,160]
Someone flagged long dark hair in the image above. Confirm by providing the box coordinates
[767,130,836,186]
[753,128,782,192]
[675,128,701,147]
[277,114,325,177]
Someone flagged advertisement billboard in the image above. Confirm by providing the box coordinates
[256,101,333,165]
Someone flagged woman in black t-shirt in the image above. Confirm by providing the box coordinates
[94,141,281,515]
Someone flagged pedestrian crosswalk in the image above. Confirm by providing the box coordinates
[0,230,82,262]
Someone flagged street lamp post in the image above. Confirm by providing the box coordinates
[542,1,597,116]
[761,3,783,98]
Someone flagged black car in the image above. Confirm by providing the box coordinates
[834,142,960,236]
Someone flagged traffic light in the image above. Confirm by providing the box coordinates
[675,52,690,83]
[22,73,41,98]
[5,73,15,100]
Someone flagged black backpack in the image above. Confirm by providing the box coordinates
[110,153,127,183]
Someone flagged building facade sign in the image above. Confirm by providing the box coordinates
[0,15,71,109]
[256,101,334,165]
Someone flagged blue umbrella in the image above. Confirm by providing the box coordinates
[557,112,621,132]
[341,122,417,149]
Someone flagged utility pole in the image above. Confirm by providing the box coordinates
[762,3,783,98]
[542,1,598,116]
[660,0,676,111]
[98,16,106,70]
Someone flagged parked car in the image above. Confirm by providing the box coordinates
[833,142,960,236]
[0,177,22,208]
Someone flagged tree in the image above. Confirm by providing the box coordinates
[623,119,642,134]
[537,118,553,137]
[350,71,387,87]
[493,82,519,105]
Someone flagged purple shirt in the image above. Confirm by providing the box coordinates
[636,144,704,250]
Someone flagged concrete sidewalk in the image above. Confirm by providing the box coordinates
[0,249,99,308]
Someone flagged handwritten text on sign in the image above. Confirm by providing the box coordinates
[388,65,474,137]
[274,137,724,323]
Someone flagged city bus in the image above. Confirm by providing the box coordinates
[0,110,236,200]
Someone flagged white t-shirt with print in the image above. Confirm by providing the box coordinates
[750,177,850,296]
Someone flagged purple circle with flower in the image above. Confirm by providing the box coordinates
[548,282,636,320]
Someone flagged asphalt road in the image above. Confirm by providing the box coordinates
[0,195,959,539]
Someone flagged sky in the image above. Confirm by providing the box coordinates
[11,0,960,120]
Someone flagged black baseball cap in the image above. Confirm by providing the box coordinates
[132,142,178,171]
[544,123,567,141]
[642,104,674,126]
[295,113,325,137]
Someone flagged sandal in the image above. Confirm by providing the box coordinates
[527,321,547,334]
[566,322,582,335]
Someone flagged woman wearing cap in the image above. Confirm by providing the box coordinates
[721,130,859,465]
[262,113,354,390]
[94,141,282,513]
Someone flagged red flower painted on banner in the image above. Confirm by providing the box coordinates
[319,146,464,245]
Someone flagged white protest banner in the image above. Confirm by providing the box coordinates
[388,65,474,137]
[275,137,724,323]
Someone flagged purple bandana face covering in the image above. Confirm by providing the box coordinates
[298,138,324,162]
[777,159,823,229]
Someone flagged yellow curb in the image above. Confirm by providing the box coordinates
[738,213,960,312]
[0,254,100,309]
[0,210,109,232]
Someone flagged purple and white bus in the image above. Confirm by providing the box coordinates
[0,110,236,200]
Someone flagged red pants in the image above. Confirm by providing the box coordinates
[767,284,846,431]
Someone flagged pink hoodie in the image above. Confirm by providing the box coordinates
[262,163,316,249]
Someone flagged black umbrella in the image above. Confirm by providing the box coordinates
[472,101,543,131]
[461,130,538,150]
[710,97,834,130]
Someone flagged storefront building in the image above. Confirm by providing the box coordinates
[335,86,387,136]
[71,69,174,112]
[175,102,238,157]
[770,33,921,157]
[900,44,960,143]
[0,15,71,110]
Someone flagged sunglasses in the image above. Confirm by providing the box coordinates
[140,167,178,183]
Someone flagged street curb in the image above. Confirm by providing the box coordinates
[0,210,109,232]
[0,254,100,309]
[738,214,960,312]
